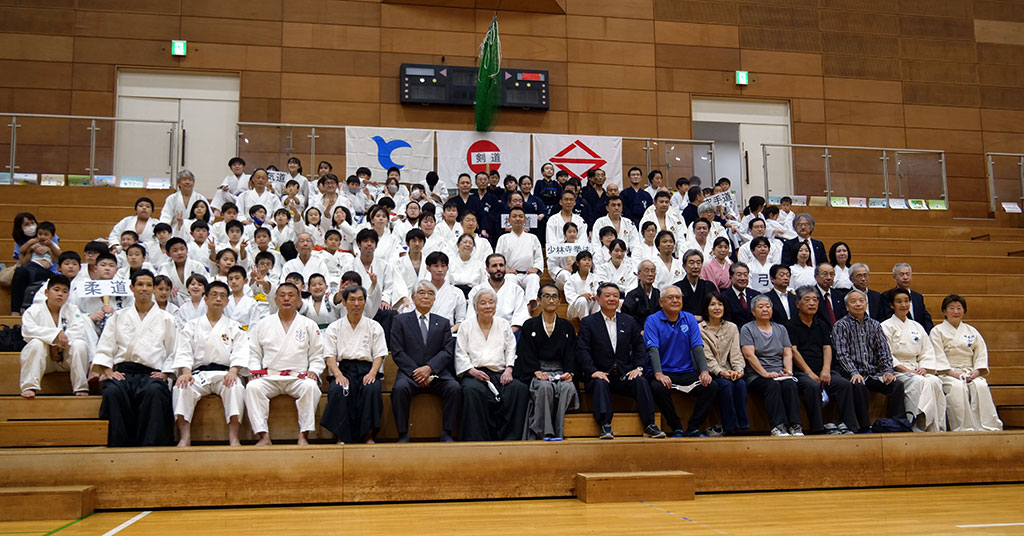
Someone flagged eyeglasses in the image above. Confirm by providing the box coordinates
[540,294,560,300]
[663,295,682,301]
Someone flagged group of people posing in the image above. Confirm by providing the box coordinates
[12,158,1002,446]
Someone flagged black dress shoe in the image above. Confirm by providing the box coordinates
[396,433,410,443]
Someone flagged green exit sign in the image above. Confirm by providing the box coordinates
[735,71,749,85]
[171,40,187,56]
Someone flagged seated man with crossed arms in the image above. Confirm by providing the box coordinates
[171,281,250,447]
[20,274,92,398]
[245,283,325,446]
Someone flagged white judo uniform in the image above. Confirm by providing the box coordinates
[930,320,1003,431]
[245,313,326,434]
[171,314,250,423]
[19,300,92,393]
[495,229,544,302]
[881,315,947,432]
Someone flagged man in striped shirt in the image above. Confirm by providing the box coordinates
[831,289,907,432]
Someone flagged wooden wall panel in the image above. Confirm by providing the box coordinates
[820,10,898,35]
[903,82,980,107]
[654,0,739,25]
[477,9,566,37]
[381,4,475,31]
[975,1,1024,22]
[0,60,72,89]
[283,0,381,27]
[566,39,655,66]
[73,11,179,40]
[740,50,821,76]
[76,0,179,15]
[825,100,903,127]
[565,0,653,20]
[740,27,821,53]
[900,38,976,62]
[0,33,73,62]
[655,45,740,70]
[566,87,657,115]
[653,21,738,48]
[181,17,283,46]
[905,128,984,153]
[0,6,74,35]
[566,15,654,42]
[281,48,380,76]
[566,64,656,90]
[904,105,981,130]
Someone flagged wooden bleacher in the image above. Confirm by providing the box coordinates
[0,185,1023,509]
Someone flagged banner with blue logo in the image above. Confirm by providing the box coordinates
[345,126,434,185]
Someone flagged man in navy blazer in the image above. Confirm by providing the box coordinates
[767,265,798,325]
[885,262,934,332]
[721,262,759,327]
[849,263,889,322]
[813,262,847,327]
[576,283,666,439]
[390,280,463,442]
[781,213,828,267]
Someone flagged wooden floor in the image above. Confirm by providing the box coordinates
[3,484,1022,535]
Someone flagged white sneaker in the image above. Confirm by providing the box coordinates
[771,424,790,437]
[706,425,725,437]
[789,425,804,437]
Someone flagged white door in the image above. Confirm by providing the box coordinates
[740,123,791,200]
[116,71,239,194]
[114,96,179,181]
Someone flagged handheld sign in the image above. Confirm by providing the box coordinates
[77,279,132,299]
[500,213,539,229]
[545,242,590,259]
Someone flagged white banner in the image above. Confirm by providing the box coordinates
[532,134,623,188]
[545,242,590,258]
[704,192,738,218]
[77,279,132,298]
[436,130,531,190]
[499,213,539,229]
[346,126,434,185]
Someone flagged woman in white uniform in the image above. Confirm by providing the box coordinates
[564,251,600,319]
[829,241,853,290]
[880,288,947,432]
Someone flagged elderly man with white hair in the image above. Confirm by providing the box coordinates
[455,288,529,441]
[281,232,330,284]
[160,169,209,237]
[885,262,933,332]
[848,263,888,321]
[831,288,907,432]
[781,213,827,268]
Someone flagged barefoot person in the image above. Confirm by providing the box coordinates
[245,283,325,445]
[19,274,92,398]
[171,281,249,446]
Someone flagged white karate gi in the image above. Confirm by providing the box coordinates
[653,256,684,291]
[881,316,947,432]
[158,259,209,306]
[564,272,600,319]
[245,313,325,434]
[639,210,687,254]
[160,190,209,226]
[595,257,638,294]
[447,255,487,289]
[454,315,517,375]
[930,320,1003,431]
[108,216,157,245]
[545,212,588,244]
[225,294,263,330]
[171,314,249,423]
[738,238,782,266]
[93,305,177,373]
[495,230,543,302]
[591,215,640,254]
[19,301,92,393]
[349,256,397,316]
[323,315,388,364]
[300,295,340,327]
[468,281,530,328]
[746,257,774,294]
[175,299,207,329]
[237,187,283,219]
[280,255,331,286]
[211,173,250,212]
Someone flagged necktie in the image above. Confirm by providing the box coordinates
[739,290,747,311]
[420,314,429,345]
[806,239,814,265]
[824,291,836,325]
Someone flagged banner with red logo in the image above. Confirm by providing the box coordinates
[436,130,531,190]
[532,134,623,188]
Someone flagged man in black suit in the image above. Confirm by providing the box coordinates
[886,262,934,332]
[621,260,660,329]
[674,248,716,320]
[390,280,463,442]
[849,263,889,321]
[721,262,759,326]
[781,213,828,267]
[767,264,798,325]
[576,283,666,439]
[813,262,847,327]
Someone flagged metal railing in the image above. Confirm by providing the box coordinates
[2,112,180,183]
[985,152,1024,212]
[622,137,716,184]
[762,143,947,203]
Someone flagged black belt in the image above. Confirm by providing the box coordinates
[194,364,230,373]
[114,362,159,375]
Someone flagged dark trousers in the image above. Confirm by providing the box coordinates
[649,371,719,432]
[99,369,173,447]
[846,374,907,431]
[747,375,801,429]
[373,308,394,350]
[459,369,529,441]
[585,373,656,427]
[11,262,52,313]
[392,372,462,436]
[712,376,749,432]
[795,371,858,433]
[320,360,382,443]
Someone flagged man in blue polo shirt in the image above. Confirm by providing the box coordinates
[644,285,718,437]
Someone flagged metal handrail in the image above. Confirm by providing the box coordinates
[761,142,947,204]
[985,152,1024,211]
[1,112,180,182]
